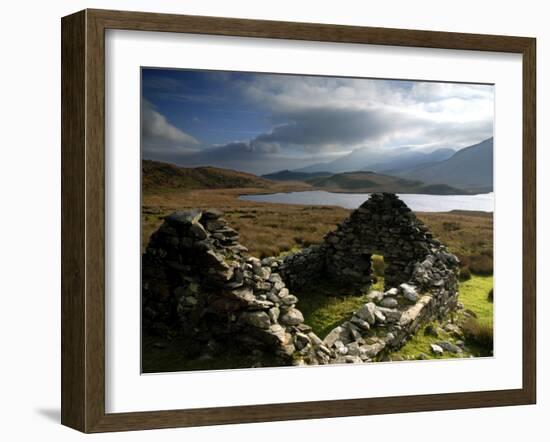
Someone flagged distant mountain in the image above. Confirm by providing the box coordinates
[262,170,332,181]
[368,148,455,173]
[391,138,493,192]
[142,160,272,192]
[305,171,469,195]
[295,146,455,174]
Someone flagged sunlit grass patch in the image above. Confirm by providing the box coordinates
[458,275,493,326]
[297,277,384,339]
[390,274,493,361]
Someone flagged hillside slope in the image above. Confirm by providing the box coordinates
[296,146,455,174]
[143,160,272,192]
[262,170,332,181]
[306,171,468,195]
[393,138,493,192]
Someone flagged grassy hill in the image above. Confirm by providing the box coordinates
[306,171,469,195]
[143,160,273,193]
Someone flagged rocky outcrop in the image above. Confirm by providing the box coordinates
[142,193,460,367]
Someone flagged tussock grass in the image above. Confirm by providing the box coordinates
[462,317,493,350]
[458,267,472,281]
[417,211,493,276]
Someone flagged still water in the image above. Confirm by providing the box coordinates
[239,191,494,212]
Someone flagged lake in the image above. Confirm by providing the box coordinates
[239,191,494,212]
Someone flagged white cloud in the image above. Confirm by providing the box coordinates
[141,100,199,154]
[235,74,494,154]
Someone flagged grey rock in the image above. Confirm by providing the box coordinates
[400,283,418,302]
[268,307,280,323]
[277,288,290,298]
[294,332,311,350]
[444,323,463,338]
[430,344,444,355]
[308,332,324,347]
[356,302,377,325]
[229,287,255,303]
[344,355,363,364]
[269,324,287,344]
[437,341,463,354]
[281,295,298,305]
[359,341,386,358]
[334,340,348,355]
[202,208,224,220]
[367,291,384,303]
[350,316,371,331]
[266,292,281,304]
[189,223,208,240]
[324,326,350,347]
[268,273,283,284]
[376,307,402,323]
[374,309,386,323]
[254,266,271,279]
[240,311,271,329]
[165,210,201,226]
[280,308,304,326]
[380,297,398,308]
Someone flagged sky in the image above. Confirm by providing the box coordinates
[141,68,494,175]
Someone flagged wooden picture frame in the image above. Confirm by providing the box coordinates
[61,8,536,433]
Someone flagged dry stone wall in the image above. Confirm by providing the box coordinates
[142,209,328,366]
[142,193,460,367]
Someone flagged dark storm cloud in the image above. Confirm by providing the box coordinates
[252,106,421,152]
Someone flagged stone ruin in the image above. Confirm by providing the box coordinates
[142,193,460,367]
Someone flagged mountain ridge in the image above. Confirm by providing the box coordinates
[392,138,493,192]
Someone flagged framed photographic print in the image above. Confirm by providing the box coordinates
[61,9,536,433]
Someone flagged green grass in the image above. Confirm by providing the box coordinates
[457,275,494,326]
[390,275,493,360]
[297,275,385,339]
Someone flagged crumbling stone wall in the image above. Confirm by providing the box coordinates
[142,209,328,366]
[269,193,460,361]
[142,193,460,367]
[277,193,454,291]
